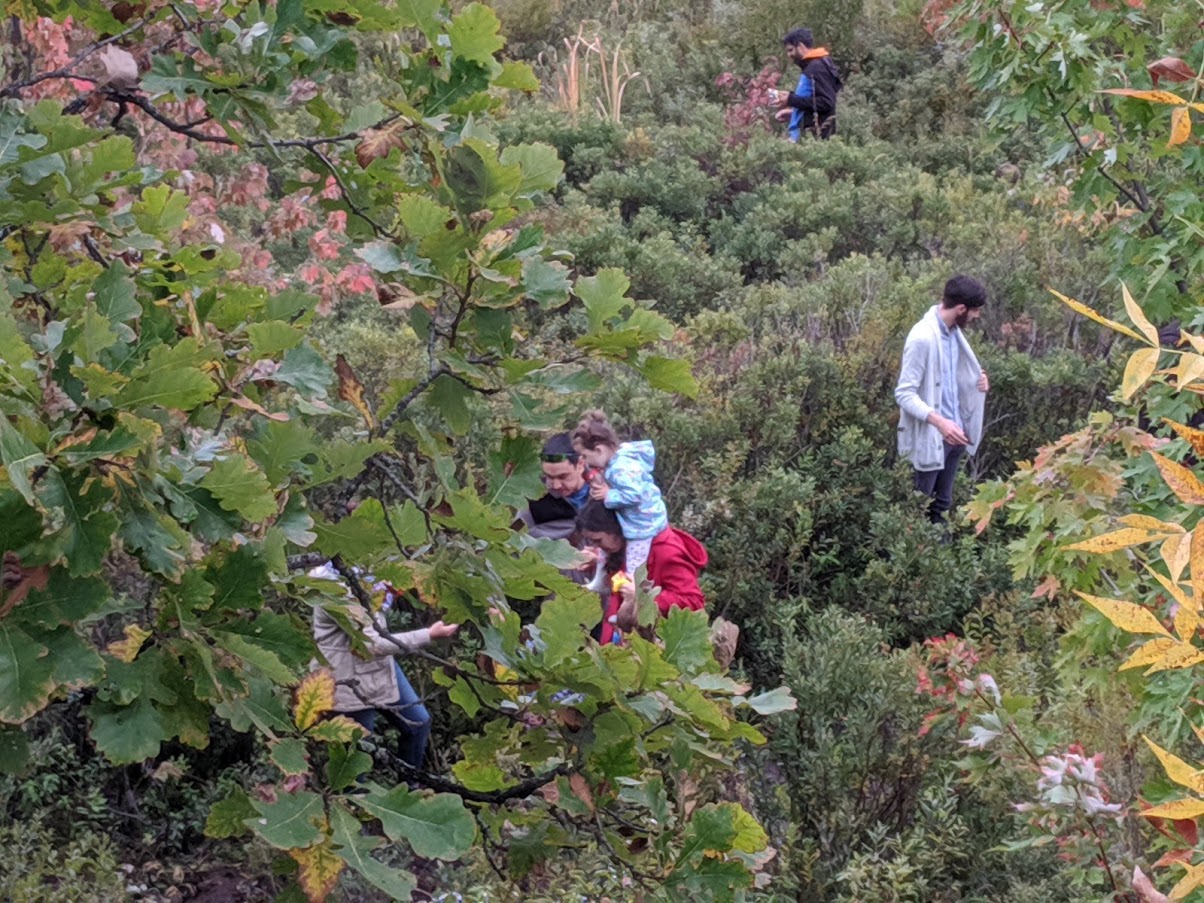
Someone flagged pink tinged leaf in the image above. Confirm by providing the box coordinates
[1148,56,1196,86]
[99,46,140,90]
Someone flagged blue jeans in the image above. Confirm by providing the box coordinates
[347,661,431,770]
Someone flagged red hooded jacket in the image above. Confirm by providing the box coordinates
[599,527,708,645]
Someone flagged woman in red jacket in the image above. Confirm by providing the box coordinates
[575,501,708,645]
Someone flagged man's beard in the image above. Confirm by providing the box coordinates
[955,309,971,329]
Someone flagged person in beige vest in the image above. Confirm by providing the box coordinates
[309,563,458,770]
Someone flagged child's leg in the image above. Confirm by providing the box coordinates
[624,537,652,576]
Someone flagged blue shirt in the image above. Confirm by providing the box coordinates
[788,72,813,143]
[566,481,590,511]
[937,318,961,428]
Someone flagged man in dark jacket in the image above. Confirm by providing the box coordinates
[518,432,596,541]
[769,27,842,140]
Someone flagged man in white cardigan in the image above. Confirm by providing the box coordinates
[894,276,991,522]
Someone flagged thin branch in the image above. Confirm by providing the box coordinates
[378,364,447,434]
[107,91,406,151]
[0,20,147,98]
[307,145,392,239]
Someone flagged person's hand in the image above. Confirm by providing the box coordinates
[589,474,609,501]
[977,369,990,393]
[774,108,792,122]
[617,579,636,606]
[428,620,459,639]
[931,413,970,447]
[615,593,638,632]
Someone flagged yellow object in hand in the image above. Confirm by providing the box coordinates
[611,571,631,593]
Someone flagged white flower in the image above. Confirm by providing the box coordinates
[977,674,1002,706]
[963,724,1002,749]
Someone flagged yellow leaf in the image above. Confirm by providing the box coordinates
[1169,107,1191,147]
[1121,514,1185,533]
[1175,354,1204,388]
[1166,421,1204,459]
[1143,798,1204,820]
[1050,289,1145,342]
[106,624,152,663]
[1148,566,1190,610]
[1123,283,1160,346]
[1122,348,1161,400]
[335,354,376,433]
[1193,525,1204,609]
[1119,638,1178,671]
[1146,644,1204,674]
[305,715,366,744]
[1174,601,1199,642]
[1143,736,1204,794]
[1064,527,1162,553]
[1171,862,1204,901]
[1152,453,1204,505]
[290,838,344,903]
[1102,87,1187,105]
[294,670,335,731]
[1077,592,1171,637]
[1163,533,1192,583]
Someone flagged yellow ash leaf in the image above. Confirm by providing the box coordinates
[1145,644,1204,674]
[1120,514,1185,534]
[1076,592,1171,637]
[1174,602,1199,643]
[1102,87,1188,105]
[106,624,152,663]
[1191,525,1204,606]
[1064,527,1162,554]
[1152,453,1204,506]
[1049,289,1145,343]
[290,838,344,903]
[1163,533,1191,584]
[294,670,336,731]
[1176,354,1204,389]
[1121,348,1160,401]
[1119,638,1178,671]
[1148,566,1190,610]
[1171,862,1204,902]
[1143,736,1204,794]
[493,663,519,700]
[1166,421,1204,459]
[1143,798,1204,820]
[1168,106,1191,148]
[1122,283,1160,346]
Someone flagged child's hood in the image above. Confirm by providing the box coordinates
[616,440,656,471]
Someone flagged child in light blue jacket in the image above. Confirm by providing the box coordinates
[571,410,668,578]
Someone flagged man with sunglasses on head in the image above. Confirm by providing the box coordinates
[519,432,598,541]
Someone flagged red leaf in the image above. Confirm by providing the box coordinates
[1148,56,1196,86]
[1174,817,1199,846]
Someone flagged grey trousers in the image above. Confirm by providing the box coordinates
[914,445,965,523]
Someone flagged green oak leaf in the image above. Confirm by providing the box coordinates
[246,790,326,850]
[329,803,417,899]
[204,789,256,839]
[535,592,599,667]
[660,607,714,675]
[325,744,372,790]
[499,143,564,195]
[354,785,476,860]
[88,695,167,764]
[0,625,55,724]
[199,456,278,523]
[447,2,504,64]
